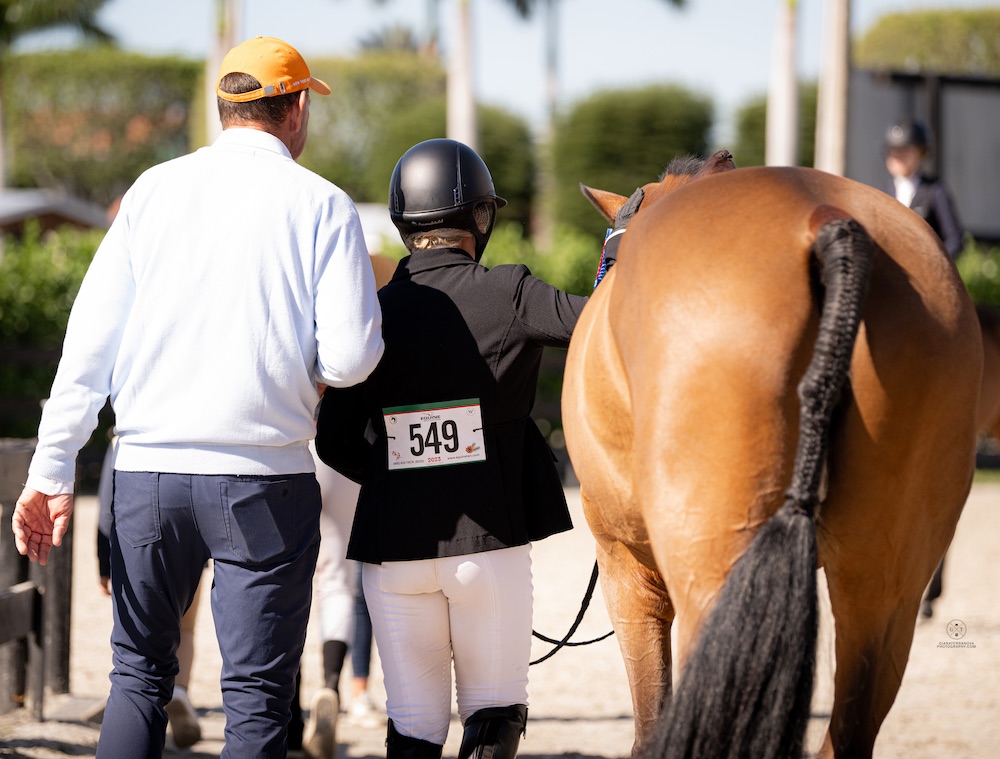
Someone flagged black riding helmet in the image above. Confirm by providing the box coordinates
[388,138,507,262]
[885,119,930,150]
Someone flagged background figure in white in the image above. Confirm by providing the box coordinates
[97,437,203,749]
[294,252,393,756]
[297,440,362,759]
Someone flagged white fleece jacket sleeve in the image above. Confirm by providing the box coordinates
[27,213,134,489]
[313,200,384,388]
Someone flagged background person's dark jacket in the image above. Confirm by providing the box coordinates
[885,173,965,259]
[316,247,587,564]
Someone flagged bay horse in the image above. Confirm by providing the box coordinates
[562,151,982,758]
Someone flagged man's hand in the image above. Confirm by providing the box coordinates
[11,487,74,566]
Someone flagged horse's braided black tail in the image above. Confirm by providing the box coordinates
[649,217,874,759]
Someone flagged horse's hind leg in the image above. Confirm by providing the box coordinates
[814,578,921,759]
[586,493,674,756]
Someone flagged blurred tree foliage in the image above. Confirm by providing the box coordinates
[305,51,535,228]
[550,84,713,239]
[958,241,1000,306]
[358,95,535,232]
[854,9,1000,76]
[3,47,538,230]
[302,51,444,203]
[0,221,103,436]
[731,81,817,168]
[5,48,200,206]
[483,222,602,296]
[0,0,112,46]
[0,221,102,346]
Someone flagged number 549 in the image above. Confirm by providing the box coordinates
[409,420,459,456]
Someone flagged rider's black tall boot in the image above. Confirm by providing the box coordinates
[385,718,444,759]
[457,704,528,759]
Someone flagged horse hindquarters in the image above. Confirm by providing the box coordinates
[650,218,874,759]
[814,245,980,757]
[563,274,675,754]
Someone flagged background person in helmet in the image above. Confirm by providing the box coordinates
[883,118,965,259]
[315,138,640,759]
[884,117,962,620]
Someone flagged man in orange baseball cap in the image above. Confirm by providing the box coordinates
[216,35,331,102]
[13,33,383,758]
[214,35,331,161]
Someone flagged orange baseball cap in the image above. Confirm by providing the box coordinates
[216,36,331,103]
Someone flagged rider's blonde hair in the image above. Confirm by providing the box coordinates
[405,228,474,253]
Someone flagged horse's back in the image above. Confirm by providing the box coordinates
[609,166,978,459]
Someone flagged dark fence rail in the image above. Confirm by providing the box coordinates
[0,581,44,720]
[0,437,71,720]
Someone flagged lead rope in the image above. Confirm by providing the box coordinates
[530,559,614,665]
[530,228,619,666]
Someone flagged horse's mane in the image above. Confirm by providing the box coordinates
[659,155,705,180]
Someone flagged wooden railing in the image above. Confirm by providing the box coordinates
[0,437,72,722]
[0,581,44,720]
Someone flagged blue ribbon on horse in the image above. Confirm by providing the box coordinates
[593,228,613,290]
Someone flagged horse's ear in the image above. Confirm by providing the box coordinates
[695,150,737,179]
[579,183,624,224]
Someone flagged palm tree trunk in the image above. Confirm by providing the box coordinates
[206,0,243,146]
[814,0,850,175]
[543,0,559,135]
[0,58,7,189]
[532,0,559,249]
[766,0,799,166]
[447,0,478,149]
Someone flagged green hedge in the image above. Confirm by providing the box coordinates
[302,51,446,203]
[0,221,101,346]
[732,82,818,168]
[357,98,536,232]
[483,222,603,296]
[855,9,1000,76]
[0,222,103,438]
[957,241,1000,306]
[5,48,201,206]
[551,84,713,239]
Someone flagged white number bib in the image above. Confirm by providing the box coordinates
[383,398,487,471]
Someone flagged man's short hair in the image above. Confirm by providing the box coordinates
[217,73,301,128]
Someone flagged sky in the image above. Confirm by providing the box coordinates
[17,0,1000,145]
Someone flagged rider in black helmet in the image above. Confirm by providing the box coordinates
[885,119,930,151]
[883,118,964,259]
[316,138,641,759]
[388,138,505,262]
